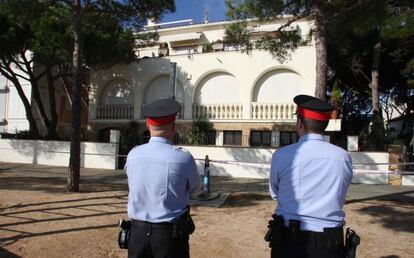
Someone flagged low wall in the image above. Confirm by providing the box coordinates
[182,146,273,179]
[0,139,118,169]
[350,152,390,185]
[181,146,390,184]
[0,139,391,183]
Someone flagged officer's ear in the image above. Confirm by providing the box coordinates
[146,122,149,130]
[296,116,304,131]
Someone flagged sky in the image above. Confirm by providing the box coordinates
[161,0,228,23]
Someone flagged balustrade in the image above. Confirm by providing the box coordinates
[96,105,134,120]
[95,103,296,121]
[251,103,296,120]
[192,104,243,119]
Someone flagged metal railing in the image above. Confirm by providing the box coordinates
[96,105,134,120]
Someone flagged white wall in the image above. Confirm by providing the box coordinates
[402,175,414,186]
[182,145,274,178]
[0,139,394,184]
[0,139,118,169]
[350,152,390,184]
[181,145,390,184]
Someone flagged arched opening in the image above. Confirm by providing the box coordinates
[193,72,242,119]
[252,69,305,102]
[97,79,134,119]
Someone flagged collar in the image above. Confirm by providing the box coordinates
[299,133,324,143]
[149,136,172,145]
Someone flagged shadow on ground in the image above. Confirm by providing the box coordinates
[0,193,127,246]
[0,174,127,193]
[356,200,414,233]
[0,247,21,258]
[223,192,271,207]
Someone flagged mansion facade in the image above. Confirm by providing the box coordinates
[0,18,340,148]
[89,18,339,147]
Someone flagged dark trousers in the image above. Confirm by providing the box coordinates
[271,226,345,258]
[128,220,189,258]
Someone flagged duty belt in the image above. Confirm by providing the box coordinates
[282,223,344,250]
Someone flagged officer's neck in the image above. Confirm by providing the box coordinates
[150,131,174,142]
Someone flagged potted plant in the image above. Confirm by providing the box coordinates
[212,40,224,51]
[330,81,341,119]
[202,43,213,53]
[159,42,169,56]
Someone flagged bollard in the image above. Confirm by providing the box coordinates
[203,155,210,194]
[196,154,220,201]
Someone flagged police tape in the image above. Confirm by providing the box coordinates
[61,151,414,175]
[193,158,414,175]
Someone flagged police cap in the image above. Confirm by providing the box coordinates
[293,94,334,121]
[143,98,181,126]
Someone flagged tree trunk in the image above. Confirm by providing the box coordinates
[370,40,385,150]
[67,0,82,192]
[313,3,328,101]
[0,66,39,138]
[371,41,381,114]
[45,66,59,139]
[31,73,51,134]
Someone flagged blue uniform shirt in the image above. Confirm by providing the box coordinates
[269,133,353,232]
[125,137,200,223]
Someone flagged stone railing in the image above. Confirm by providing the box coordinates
[96,105,134,120]
[193,104,243,119]
[251,103,296,120]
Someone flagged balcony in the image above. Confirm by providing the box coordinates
[96,105,134,120]
[93,103,297,121]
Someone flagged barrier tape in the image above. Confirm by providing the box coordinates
[193,158,414,175]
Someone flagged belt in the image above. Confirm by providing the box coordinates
[131,219,173,228]
[282,224,344,250]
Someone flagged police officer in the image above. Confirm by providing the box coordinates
[268,95,353,258]
[125,98,201,258]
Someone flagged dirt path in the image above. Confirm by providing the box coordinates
[1,163,413,258]
[1,189,414,258]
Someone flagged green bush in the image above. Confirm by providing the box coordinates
[184,119,212,145]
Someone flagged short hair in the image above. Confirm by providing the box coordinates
[148,123,174,132]
[298,115,329,134]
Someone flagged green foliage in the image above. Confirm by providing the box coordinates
[330,81,342,106]
[224,0,313,63]
[359,113,386,151]
[119,121,141,155]
[184,120,213,146]
[202,43,213,53]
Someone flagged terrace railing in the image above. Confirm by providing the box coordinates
[251,103,296,120]
[192,104,243,119]
[96,105,134,120]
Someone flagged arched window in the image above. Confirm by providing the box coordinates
[253,69,305,102]
[100,80,134,105]
[144,76,184,104]
[194,72,240,104]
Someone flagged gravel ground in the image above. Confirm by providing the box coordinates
[1,163,413,258]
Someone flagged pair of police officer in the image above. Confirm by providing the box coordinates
[124,95,355,258]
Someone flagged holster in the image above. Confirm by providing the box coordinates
[172,206,195,238]
[118,219,131,249]
[345,228,360,258]
[264,214,284,253]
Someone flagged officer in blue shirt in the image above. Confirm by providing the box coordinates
[267,95,353,258]
[125,98,201,258]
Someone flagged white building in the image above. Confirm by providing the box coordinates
[88,18,339,147]
[0,72,32,134]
